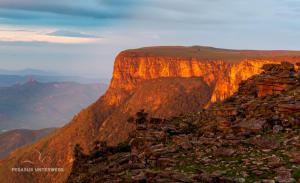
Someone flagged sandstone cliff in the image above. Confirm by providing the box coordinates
[110,46,300,104]
[1,46,300,183]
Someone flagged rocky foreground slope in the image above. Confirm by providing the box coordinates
[68,62,300,183]
[1,47,300,183]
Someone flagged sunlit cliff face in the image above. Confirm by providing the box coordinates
[109,48,300,107]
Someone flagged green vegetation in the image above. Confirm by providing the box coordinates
[73,144,85,159]
[116,142,131,153]
[236,107,246,118]
[224,96,236,103]
[293,168,300,180]
[136,109,148,124]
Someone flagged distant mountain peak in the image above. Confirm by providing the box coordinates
[26,77,38,84]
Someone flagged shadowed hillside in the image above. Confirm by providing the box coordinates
[0,128,56,158]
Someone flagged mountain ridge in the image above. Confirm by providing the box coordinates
[0,68,58,76]
[0,74,109,87]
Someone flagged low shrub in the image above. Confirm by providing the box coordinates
[116,142,131,152]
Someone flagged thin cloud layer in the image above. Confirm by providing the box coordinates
[0,28,100,43]
[47,30,99,38]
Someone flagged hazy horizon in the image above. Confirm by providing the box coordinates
[1,0,300,78]
[0,67,110,79]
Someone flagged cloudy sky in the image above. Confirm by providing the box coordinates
[0,0,300,78]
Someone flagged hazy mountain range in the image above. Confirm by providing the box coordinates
[0,68,110,87]
[0,80,107,131]
[0,68,58,76]
[0,69,108,159]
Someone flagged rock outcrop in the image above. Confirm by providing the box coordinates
[255,62,297,97]
[1,46,300,183]
[68,62,300,183]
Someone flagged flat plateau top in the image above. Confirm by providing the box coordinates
[120,46,300,61]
